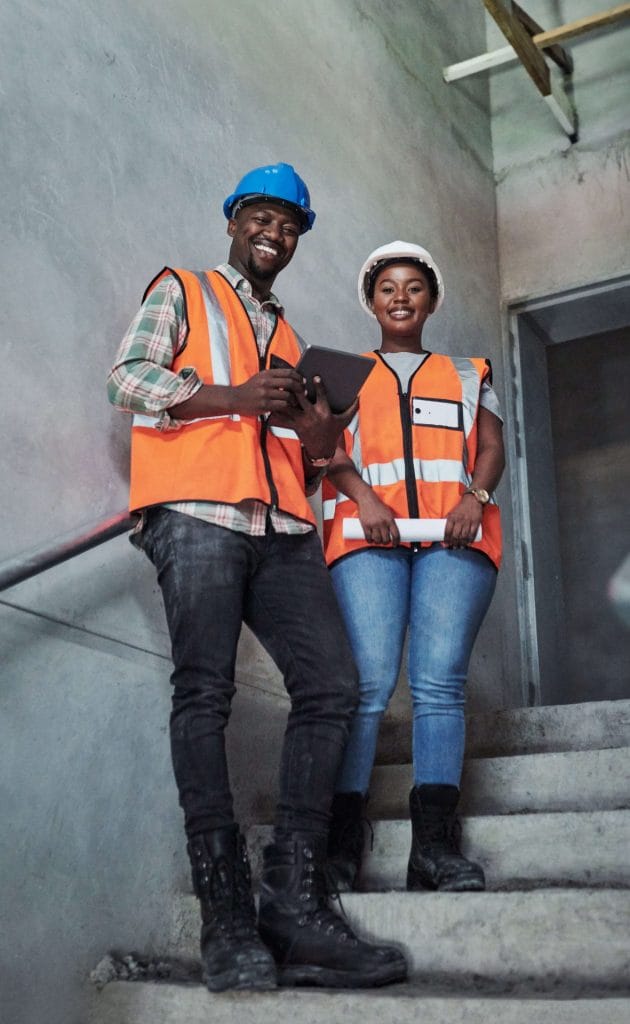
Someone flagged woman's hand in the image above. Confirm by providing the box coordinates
[357,490,400,547]
[444,493,483,549]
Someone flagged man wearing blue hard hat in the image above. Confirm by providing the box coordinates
[108,163,407,993]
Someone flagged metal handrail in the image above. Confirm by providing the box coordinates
[0,511,134,592]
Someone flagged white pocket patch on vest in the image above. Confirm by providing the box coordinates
[412,397,462,429]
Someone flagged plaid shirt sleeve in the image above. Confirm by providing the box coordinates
[106,275,203,431]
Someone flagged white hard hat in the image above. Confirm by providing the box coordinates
[358,240,445,318]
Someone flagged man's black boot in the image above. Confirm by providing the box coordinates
[188,825,277,991]
[326,792,369,892]
[406,784,486,892]
[258,834,408,988]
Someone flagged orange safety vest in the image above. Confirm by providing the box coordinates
[129,267,316,526]
[323,351,502,569]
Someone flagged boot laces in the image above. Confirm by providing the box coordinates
[297,857,358,944]
[203,849,257,939]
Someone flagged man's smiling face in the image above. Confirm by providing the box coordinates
[227,201,301,293]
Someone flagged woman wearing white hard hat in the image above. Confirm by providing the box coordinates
[322,241,505,893]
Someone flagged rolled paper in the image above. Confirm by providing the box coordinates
[342,518,482,542]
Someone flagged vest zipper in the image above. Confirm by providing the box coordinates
[259,416,279,511]
[233,282,281,513]
[374,352,428,527]
[399,388,419,519]
[258,349,279,511]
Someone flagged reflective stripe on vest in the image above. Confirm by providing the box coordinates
[192,271,232,390]
[269,425,299,441]
[451,356,482,441]
[323,457,471,518]
[132,272,239,429]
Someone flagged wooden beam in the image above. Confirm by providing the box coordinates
[483,0,550,96]
[443,3,630,82]
[512,0,573,74]
[483,0,577,138]
[534,2,630,47]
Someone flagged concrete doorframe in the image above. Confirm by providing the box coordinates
[502,273,630,708]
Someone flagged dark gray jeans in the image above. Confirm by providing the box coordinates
[142,508,358,840]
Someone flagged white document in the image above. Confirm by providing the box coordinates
[342,518,482,542]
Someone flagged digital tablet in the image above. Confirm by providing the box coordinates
[293,345,376,413]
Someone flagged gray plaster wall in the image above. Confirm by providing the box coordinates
[488,0,630,300]
[1,3,510,1022]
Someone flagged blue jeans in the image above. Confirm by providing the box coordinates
[330,545,497,793]
[142,508,358,839]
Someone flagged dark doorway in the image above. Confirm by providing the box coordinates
[547,327,630,703]
[507,277,630,706]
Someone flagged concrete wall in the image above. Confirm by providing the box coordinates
[488,0,630,300]
[1,2,509,1022]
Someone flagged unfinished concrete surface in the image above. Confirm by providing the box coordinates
[2,2,629,1023]
[487,0,630,301]
[371,745,630,818]
[163,886,630,983]
[86,699,630,1021]
[88,987,630,1024]
[376,694,630,763]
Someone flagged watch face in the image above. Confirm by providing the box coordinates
[475,488,490,504]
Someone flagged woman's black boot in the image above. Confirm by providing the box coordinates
[258,833,408,988]
[188,825,277,991]
[406,784,486,892]
[326,791,369,892]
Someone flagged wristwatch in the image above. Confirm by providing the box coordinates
[302,447,334,468]
[464,487,490,505]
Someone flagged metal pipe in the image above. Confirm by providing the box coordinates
[0,511,134,592]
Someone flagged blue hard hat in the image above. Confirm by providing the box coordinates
[223,162,315,233]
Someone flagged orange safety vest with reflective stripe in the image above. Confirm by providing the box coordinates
[322,351,502,568]
[129,267,316,526]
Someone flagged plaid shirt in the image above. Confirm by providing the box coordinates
[108,263,313,537]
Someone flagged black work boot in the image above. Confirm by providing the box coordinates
[326,792,370,892]
[258,834,408,988]
[188,825,276,991]
[406,784,485,892]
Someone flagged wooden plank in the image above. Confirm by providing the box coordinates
[512,0,574,73]
[534,2,630,47]
[483,0,550,96]
[443,3,630,83]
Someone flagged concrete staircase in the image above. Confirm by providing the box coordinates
[88,699,630,1023]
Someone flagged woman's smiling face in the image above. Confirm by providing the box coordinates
[370,261,436,346]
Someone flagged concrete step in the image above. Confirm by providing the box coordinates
[152,889,630,994]
[88,983,630,1024]
[377,698,630,764]
[363,809,630,891]
[247,809,630,890]
[368,745,630,819]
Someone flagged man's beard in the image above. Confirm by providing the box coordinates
[247,252,278,281]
